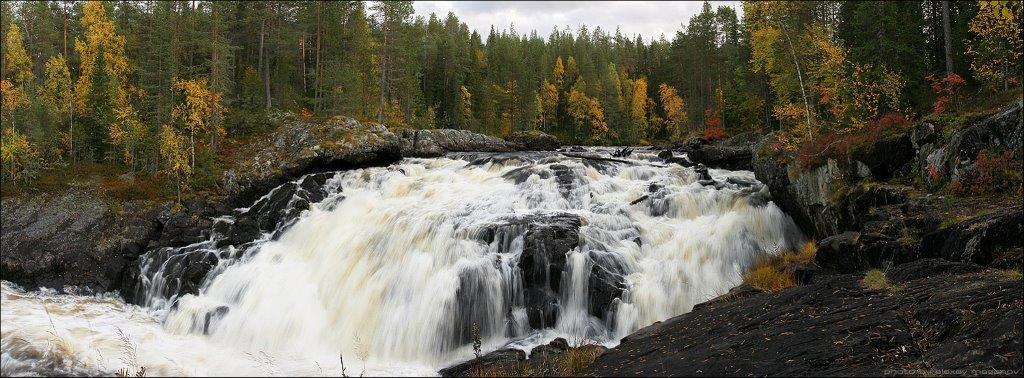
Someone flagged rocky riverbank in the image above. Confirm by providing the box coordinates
[1,115,560,294]
[439,101,1022,376]
[2,102,1020,376]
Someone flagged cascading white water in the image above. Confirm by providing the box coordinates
[1,148,803,376]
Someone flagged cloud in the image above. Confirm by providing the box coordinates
[410,1,743,42]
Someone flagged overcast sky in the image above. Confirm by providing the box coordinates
[411,1,743,42]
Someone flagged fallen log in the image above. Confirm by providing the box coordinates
[629,195,650,205]
[561,153,667,168]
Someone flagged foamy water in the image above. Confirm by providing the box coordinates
[1,149,803,376]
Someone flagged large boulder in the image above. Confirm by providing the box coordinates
[943,101,1023,180]
[0,190,162,291]
[506,130,561,151]
[850,132,915,180]
[399,128,518,157]
[920,206,1023,268]
[221,115,401,206]
[752,143,846,239]
[583,259,1023,376]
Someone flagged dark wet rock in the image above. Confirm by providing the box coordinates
[583,259,1023,376]
[221,115,401,207]
[611,147,634,158]
[920,206,1023,269]
[816,231,914,273]
[686,144,755,171]
[506,130,561,151]
[123,243,219,304]
[943,101,1023,180]
[400,128,518,157]
[886,258,985,283]
[516,214,582,329]
[752,149,845,239]
[203,305,230,335]
[529,337,570,360]
[439,348,526,377]
[0,190,163,292]
[851,132,915,180]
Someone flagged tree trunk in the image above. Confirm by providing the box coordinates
[260,12,271,110]
[314,2,322,113]
[942,0,954,74]
[378,28,388,123]
[781,24,813,133]
[210,4,220,153]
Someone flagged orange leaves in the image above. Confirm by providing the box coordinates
[658,84,687,140]
[703,108,727,141]
[629,77,649,137]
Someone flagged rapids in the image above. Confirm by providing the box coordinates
[1,148,803,376]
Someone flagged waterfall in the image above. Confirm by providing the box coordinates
[1,148,803,376]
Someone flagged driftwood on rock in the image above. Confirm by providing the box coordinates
[629,195,650,205]
[612,147,634,158]
[561,153,667,167]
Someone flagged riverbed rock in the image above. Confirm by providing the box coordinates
[221,114,402,206]
[506,130,561,151]
[399,128,518,157]
[439,348,526,377]
[0,190,162,291]
[920,206,1023,269]
[582,259,1023,376]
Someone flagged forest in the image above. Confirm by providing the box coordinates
[1,1,1021,198]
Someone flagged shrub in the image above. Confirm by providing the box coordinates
[927,73,966,114]
[860,269,893,291]
[703,125,728,141]
[744,241,817,293]
[951,149,1023,195]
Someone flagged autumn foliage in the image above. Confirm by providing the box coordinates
[926,73,966,114]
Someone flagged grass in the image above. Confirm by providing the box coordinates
[996,269,1023,281]
[860,269,894,291]
[560,345,604,376]
[744,241,817,293]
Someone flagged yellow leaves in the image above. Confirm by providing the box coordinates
[0,79,29,119]
[566,78,608,140]
[0,126,36,183]
[658,84,687,140]
[75,0,131,113]
[459,85,474,121]
[969,1,1023,90]
[539,80,559,129]
[552,57,565,87]
[159,124,191,194]
[4,24,34,87]
[630,77,649,135]
[172,77,226,139]
[40,55,74,118]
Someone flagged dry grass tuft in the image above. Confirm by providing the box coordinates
[861,269,893,291]
[560,345,604,376]
[744,241,817,293]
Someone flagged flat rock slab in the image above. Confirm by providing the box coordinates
[582,259,1022,376]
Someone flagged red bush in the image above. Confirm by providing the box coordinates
[952,149,1023,195]
[703,126,727,141]
[926,73,965,114]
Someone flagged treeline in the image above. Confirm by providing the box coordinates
[1,1,1021,192]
